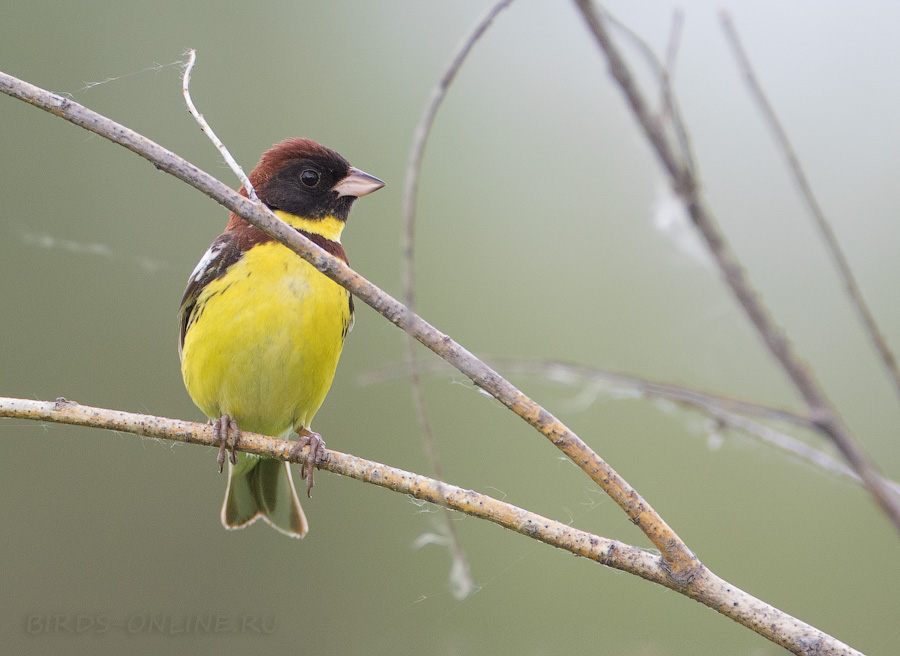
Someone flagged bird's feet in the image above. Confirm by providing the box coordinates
[290,428,326,497]
[211,415,240,473]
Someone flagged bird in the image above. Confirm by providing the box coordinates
[178,138,384,538]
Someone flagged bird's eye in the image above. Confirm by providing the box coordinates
[300,169,320,187]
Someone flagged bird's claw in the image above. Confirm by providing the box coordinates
[290,428,326,497]
[212,415,240,473]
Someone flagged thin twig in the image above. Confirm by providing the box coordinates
[402,0,514,310]
[182,49,258,202]
[401,0,513,601]
[0,69,699,579]
[491,358,900,498]
[0,396,865,656]
[601,6,697,175]
[406,375,474,598]
[719,11,900,402]
[492,358,816,428]
[662,9,684,86]
[361,356,900,497]
[573,0,900,532]
[708,406,900,497]
[360,357,813,428]
[658,8,684,127]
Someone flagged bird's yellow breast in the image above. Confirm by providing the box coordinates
[180,236,350,436]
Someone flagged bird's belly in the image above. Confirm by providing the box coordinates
[181,242,349,436]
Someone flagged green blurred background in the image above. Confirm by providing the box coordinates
[2,1,899,654]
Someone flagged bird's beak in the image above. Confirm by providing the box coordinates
[332,167,385,198]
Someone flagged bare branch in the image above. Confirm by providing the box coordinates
[0,396,866,656]
[489,358,816,428]
[0,69,698,577]
[662,9,684,85]
[0,395,650,572]
[360,357,812,428]
[401,0,514,601]
[601,6,696,174]
[659,8,684,126]
[707,406,900,497]
[402,0,514,310]
[361,356,900,498]
[182,49,259,202]
[718,11,900,402]
[572,0,900,532]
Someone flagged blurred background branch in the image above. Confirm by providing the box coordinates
[398,0,516,601]
[361,357,900,498]
[573,0,900,532]
[719,10,900,402]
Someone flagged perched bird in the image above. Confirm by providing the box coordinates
[178,138,384,538]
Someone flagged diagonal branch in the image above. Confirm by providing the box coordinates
[602,6,696,175]
[572,0,900,532]
[719,11,900,402]
[0,396,864,656]
[0,69,698,578]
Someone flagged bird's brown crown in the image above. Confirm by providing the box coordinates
[227,138,357,232]
[248,138,349,191]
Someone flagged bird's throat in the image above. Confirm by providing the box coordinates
[273,210,345,243]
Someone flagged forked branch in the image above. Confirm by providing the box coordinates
[0,67,697,581]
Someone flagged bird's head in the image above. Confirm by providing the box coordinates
[243,138,384,222]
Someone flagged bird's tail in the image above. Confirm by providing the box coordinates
[221,453,308,538]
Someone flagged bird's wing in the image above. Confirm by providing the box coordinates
[178,232,243,359]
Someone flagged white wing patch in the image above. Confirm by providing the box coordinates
[189,241,226,283]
